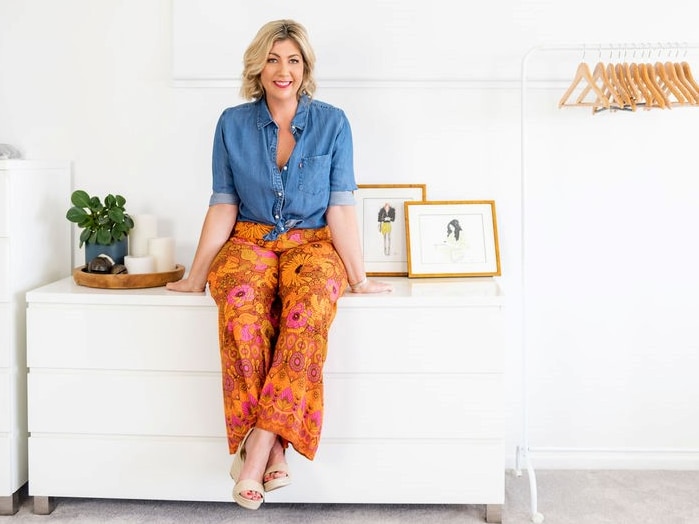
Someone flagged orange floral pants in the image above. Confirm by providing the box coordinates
[207,222,348,460]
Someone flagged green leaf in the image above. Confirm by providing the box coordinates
[70,190,91,208]
[96,228,112,245]
[77,216,94,228]
[108,207,125,224]
[89,196,103,212]
[66,207,88,223]
[79,228,92,247]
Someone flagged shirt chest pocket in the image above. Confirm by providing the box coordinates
[297,154,331,195]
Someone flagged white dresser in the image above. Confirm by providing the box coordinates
[26,276,505,522]
[0,160,71,515]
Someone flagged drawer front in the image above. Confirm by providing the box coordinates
[28,371,225,437]
[0,304,9,367]
[28,371,502,439]
[0,370,10,432]
[0,239,8,302]
[0,436,12,494]
[28,435,504,504]
[327,306,503,373]
[326,374,504,439]
[27,303,503,374]
[0,173,6,236]
[27,305,220,372]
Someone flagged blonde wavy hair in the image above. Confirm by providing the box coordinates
[240,20,317,101]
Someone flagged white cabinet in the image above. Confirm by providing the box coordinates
[26,276,505,522]
[0,160,71,515]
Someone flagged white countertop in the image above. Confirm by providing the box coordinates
[26,276,504,308]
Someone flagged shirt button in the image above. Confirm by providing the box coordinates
[278,192,282,196]
[275,215,279,219]
[283,165,287,170]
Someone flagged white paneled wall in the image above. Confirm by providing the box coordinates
[1,0,698,469]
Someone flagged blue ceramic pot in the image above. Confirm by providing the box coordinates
[84,237,128,265]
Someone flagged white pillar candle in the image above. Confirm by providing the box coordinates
[129,214,158,257]
[148,236,176,273]
[124,255,156,275]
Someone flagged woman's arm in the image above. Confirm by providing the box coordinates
[326,205,392,294]
[166,203,238,293]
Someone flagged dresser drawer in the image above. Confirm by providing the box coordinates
[0,436,12,493]
[28,370,502,439]
[0,304,9,367]
[27,303,503,374]
[328,306,503,373]
[0,370,10,432]
[325,374,504,439]
[0,239,8,302]
[28,435,504,504]
[0,173,6,237]
[28,370,224,437]
[27,304,220,372]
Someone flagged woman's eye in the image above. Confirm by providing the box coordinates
[290,58,300,64]
[267,57,278,63]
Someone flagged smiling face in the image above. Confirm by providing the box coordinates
[260,38,305,104]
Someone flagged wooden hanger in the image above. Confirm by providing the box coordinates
[586,61,624,113]
[607,62,633,109]
[664,61,695,104]
[654,61,686,106]
[630,62,653,110]
[621,62,641,110]
[618,63,640,110]
[640,63,668,109]
[558,62,610,109]
[681,61,699,100]
[672,62,698,104]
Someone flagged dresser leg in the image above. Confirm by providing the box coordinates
[33,495,55,515]
[486,503,503,523]
[0,492,20,515]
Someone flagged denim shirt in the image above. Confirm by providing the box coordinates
[209,95,357,240]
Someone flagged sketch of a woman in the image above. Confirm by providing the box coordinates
[378,202,396,255]
[446,219,462,242]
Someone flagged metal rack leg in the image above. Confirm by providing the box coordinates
[516,445,545,523]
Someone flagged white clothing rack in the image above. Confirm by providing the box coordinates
[518,42,699,524]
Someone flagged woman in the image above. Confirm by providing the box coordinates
[166,19,391,510]
[377,202,396,256]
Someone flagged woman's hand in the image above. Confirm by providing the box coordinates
[166,278,206,293]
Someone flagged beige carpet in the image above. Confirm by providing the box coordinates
[1,470,697,523]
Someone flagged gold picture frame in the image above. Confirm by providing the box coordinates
[405,200,501,278]
[354,184,427,276]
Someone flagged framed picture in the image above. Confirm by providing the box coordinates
[355,184,427,276]
[405,200,501,278]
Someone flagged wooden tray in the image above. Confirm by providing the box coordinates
[73,264,186,289]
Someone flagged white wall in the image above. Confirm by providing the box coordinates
[2,0,698,470]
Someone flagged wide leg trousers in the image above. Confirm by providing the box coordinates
[207,222,348,460]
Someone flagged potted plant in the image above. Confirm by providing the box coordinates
[66,189,134,265]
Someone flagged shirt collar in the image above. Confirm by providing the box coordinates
[256,94,311,131]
